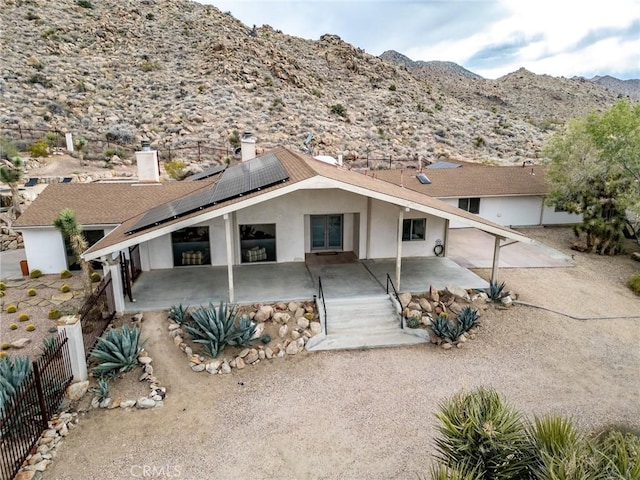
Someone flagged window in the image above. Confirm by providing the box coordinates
[458,198,480,214]
[402,218,426,241]
[171,227,210,267]
[240,224,277,263]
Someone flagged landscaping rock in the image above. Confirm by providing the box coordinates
[99,398,112,409]
[273,312,291,324]
[11,338,31,349]
[136,397,156,409]
[207,360,221,374]
[501,295,513,306]
[252,322,264,339]
[173,336,183,346]
[446,284,470,302]
[191,364,205,372]
[398,292,412,308]
[441,343,452,350]
[132,312,144,322]
[429,285,440,302]
[120,400,136,408]
[265,347,274,359]
[184,346,193,357]
[235,357,246,369]
[288,301,300,312]
[448,302,463,315]
[254,305,273,322]
[296,317,310,329]
[168,323,180,331]
[245,349,259,364]
[239,348,250,358]
[290,329,301,340]
[258,349,266,360]
[418,298,432,312]
[65,380,89,401]
[138,356,152,364]
[285,342,299,355]
[406,309,421,322]
[220,361,231,374]
[294,307,305,319]
[310,321,322,335]
[278,324,288,338]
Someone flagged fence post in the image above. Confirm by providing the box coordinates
[32,361,50,430]
[197,141,201,162]
[57,316,87,381]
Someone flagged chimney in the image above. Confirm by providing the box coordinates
[135,139,160,182]
[240,132,256,162]
[337,154,343,166]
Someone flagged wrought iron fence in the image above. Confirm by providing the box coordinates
[0,332,73,480]
[79,272,115,358]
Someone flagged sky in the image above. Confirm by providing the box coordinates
[200,0,640,80]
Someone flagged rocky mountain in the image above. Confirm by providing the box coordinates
[588,75,640,100]
[0,0,634,167]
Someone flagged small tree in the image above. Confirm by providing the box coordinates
[0,156,24,220]
[53,209,91,297]
[73,136,88,165]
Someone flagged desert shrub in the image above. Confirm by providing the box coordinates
[9,324,18,330]
[434,387,530,479]
[164,160,187,180]
[48,309,62,320]
[26,324,36,332]
[330,103,346,117]
[1,342,10,350]
[105,124,135,144]
[168,304,190,325]
[60,284,70,293]
[104,147,127,159]
[76,0,93,8]
[90,272,101,283]
[389,84,397,91]
[184,301,256,358]
[140,61,161,72]
[60,269,72,279]
[6,305,17,314]
[628,273,640,295]
[28,140,48,158]
[19,313,29,322]
[89,378,110,402]
[27,288,37,296]
[0,282,6,290]
[28,73,52,87]
[473,136,486,148]
[90,324,144,378]
[29,269,42,278]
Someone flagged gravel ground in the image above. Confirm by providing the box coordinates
[43,227,640,480]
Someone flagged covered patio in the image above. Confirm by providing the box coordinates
[123,258,489,312]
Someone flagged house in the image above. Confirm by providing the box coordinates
[14,146,534,314]
[374,160,582,228]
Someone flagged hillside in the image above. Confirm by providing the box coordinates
[0,0,633,166]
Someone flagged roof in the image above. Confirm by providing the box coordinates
[13,146,534,260]
[374,164,549,198]
[13,180,214,227]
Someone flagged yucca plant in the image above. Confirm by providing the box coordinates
[90,324,144,378]
[89,378,110,402]
[168,303,190,325]
[593,429,640,479]
[184,301,256,358]
[457,306,479,333]
[434,387,531,480]
[427,463,482,480]
[486,280,507,302]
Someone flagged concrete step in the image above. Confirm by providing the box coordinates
[307,331,427,351]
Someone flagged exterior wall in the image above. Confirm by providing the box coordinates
[541,205,582,225]
[21,228,67,274]
[368,199,446,258]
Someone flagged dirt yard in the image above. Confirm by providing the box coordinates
[39,228,640,480]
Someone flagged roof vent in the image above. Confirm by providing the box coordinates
[416,173,431,184]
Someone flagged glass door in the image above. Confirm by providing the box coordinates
[311,215,343,250]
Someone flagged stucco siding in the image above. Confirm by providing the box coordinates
[541,205,582,225]
[21,228,67,274]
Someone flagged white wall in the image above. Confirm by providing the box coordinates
[541,205,582,225]
[443,196,544,228]
[368,200,446,258]
[21,228,67,274]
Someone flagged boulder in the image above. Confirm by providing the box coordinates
[287,301,300,312]
[445,284,470,302]
[265,347,274,359]
[254,305,273,322]
[398,292,412,308]
[65,380,89,401]
[278,324,288,338]
[285,342,299,355]
[296,317,310,329]
[136,397,156,409]
[291,330,301,340]
[418,297,432,313]
[10,338,31,349]
[245,349,259,364]
[429,285,440,303]
[406,309,422,322]
[235,357,246,369]
[310,322,322,335]
[273,312,291,324]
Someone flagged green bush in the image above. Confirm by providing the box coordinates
[60,269,72,279]
[28,140,48,158]
[164,160,187,180]
[184,302,256,358]
[29,269,42,279]
[76,0,93,8]
[406,316,420,329]
[330,103,346,117]
[6,305,17,314]
[628,272,640,295]
[90,324,144,378]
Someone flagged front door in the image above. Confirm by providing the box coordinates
[311,214,343,250]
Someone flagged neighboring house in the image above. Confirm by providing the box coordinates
[374,160,582,228]
[14,146,533,312]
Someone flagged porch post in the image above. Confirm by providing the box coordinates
[491,235,503,284]
[366,197,372,259]
[105,256,125,313]
[396,207,404,290]
[443,219,450,257]
[224,213,235,303]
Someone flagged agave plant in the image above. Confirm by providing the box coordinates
[434,387,530,480]
[184,301,256,358]
[168,303,190,325]
[486,280,507,302]
[89,378,110,403]
[457,306,479,333]
[431,314,461,341]
[0,355,32,411]
[90,324,144,378]
[41,336,58,356]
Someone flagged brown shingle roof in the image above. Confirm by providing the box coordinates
[373,164,549,197]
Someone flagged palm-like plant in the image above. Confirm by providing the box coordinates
[0,156,24,220]
[593,429,640,479]
[53,208,91,297]
[73,136,88,165]
[487,280,507,302]
[185,301,256,358]
[90,324,144,378]
[434,387,531,479]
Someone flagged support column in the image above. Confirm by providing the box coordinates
[491,235,503,284]
[105,257,125,313]
[443,219,450,257]
[366,197,372,259]
[57,316,87,381]
[224,213,235,303]
[395,207,404,290]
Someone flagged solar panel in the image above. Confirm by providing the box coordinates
[185,164,226,181]
[426,161,462,169]
[127,153,289,234]
[416,173,431,184]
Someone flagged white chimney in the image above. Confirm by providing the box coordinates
[135,140,160,182]
[241,132,256,162]
[337,154,343,166]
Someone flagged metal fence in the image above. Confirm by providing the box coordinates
[78,272,115,358]
[0,332,73,480]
